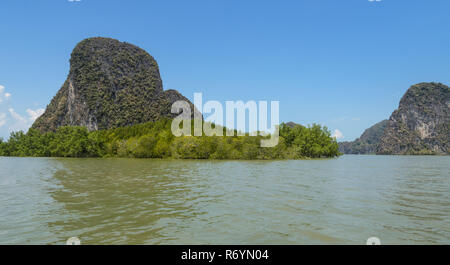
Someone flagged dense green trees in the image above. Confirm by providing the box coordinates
[0,119,340,159]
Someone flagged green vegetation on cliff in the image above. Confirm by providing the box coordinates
[0,120,340,159]
[377,82,449,155]
[339,82,449,155]
[32,37,195,132]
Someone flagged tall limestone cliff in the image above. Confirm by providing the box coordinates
[32,37,194,132]
[376,82,449,155]
[339,82,449,155]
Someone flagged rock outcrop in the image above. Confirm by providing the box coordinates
[340,82,449,155]
[376,82,449,155]
[33,37,194,132]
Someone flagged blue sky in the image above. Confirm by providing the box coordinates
[0,0,449,140]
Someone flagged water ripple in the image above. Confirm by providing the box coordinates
[0,156,449,244]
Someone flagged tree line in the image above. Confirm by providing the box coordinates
[0,119,340,159]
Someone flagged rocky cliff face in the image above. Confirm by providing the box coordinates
[339,120,388,154]
[376,82,449,155]
[339,82,449,155]
[32,37,194,132]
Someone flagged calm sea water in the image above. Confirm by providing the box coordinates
[0,155,448,245]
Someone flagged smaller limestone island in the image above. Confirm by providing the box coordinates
[340,82,450,155]
[0,37,339,159]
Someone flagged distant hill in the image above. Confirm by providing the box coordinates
[285,122,298,128]
[339,120,388,154]
[340,82,449,155]
[32,37,195,132]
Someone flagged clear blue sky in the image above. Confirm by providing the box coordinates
[0,0,449,140]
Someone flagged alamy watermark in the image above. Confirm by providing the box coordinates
[171,93,280,147]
